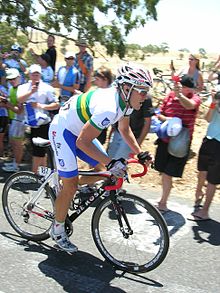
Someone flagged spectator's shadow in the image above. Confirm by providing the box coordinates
[162,210,186,238]
[0,232,164,292]
[191,219,220,246]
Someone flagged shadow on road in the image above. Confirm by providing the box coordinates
[0,231,164,292]
[162,210,186,238]
[191,219,220,246]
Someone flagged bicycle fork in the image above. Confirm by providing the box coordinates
[111,197,133,239]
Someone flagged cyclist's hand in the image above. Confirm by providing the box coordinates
[106,158,127,178]
[137,151,153,165]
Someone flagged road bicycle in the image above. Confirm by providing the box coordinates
[2,137,169,273]
[152,67,173,97]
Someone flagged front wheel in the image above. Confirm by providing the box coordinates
[2,171,55,241]
[92,193,169,273]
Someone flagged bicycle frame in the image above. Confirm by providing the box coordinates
[31,137,148,224]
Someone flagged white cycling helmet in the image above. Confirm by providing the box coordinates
[115,64,153,88]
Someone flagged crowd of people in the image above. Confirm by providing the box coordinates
[0,35,220,252]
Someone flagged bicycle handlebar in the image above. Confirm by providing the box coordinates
[104,158,148,191]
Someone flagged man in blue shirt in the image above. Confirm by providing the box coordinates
[52,52,80,105]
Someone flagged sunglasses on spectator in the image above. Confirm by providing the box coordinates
[133,87,149,95]
[65,57,74,60]
[94,71,105,79]
[189,58,196,61]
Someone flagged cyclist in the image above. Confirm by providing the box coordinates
[48,64,153,253]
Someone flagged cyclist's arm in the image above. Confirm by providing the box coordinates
[76,122,111,166]
[118,117,142,155]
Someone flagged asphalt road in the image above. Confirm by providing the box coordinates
[0,164,220,293]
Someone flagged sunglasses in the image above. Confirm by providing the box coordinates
[65,57,74,60]
[189,58,196,61]
[133,87,149,95]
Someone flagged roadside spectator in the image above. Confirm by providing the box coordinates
[30,34,57,72]
[3,44,27,84]
[17,64,59,173]
[108,96,154,159]
[190,87,220,221]
[93,66,114,145]
[0,76,9,158]
[2,69,25,172]
[154,75,201,213]
[52,52,80,105]
[74,38,93,92]
[0,55,6,86]
[171,54,204,92]
[207,55,220,84]
[38,53,54,84]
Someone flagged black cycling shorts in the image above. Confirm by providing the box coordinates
[154,139,189,178]
[198,137,220,184]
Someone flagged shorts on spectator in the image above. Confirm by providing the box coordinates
[198,137,220,184]
[107,130,131,160]
[154,138,189,177]
[0,116,9,133]
[9,120,25,140]
[31,123,49,157]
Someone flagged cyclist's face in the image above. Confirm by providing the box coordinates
[129,86,149,110]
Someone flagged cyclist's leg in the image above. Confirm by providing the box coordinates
[49,123,79,252]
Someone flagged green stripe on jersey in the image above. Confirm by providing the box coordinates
[76,90,95,123]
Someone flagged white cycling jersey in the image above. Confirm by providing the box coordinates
[49,86,133,178]
[57,86,133,136]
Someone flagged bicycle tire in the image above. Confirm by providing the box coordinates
[2,171,55,241]
[92,193,169,273]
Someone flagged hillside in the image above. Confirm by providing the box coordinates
[29,31,220,204]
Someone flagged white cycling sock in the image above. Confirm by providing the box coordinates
[53,220,65,234]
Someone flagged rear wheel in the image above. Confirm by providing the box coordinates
[2,171,55,241]
[92,193,169,273]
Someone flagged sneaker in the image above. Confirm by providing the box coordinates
[49,226,78,253]
[2,164,20,173]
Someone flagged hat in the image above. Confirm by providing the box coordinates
[6,68,20,79]
[40,53,51,64]
[29,64,42,74]
[168,127,190,158]
[76,38,88,47]
[156,120,169,139]
[64,51,75,59]
[167,117,182,137]
[180,74,195,88]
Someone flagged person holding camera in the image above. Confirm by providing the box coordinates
[3,44,27,84]
[17,64,60,173]
[190,86,220,221]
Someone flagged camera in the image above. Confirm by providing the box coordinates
[0,97,8,104]
[35,81,39,87]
